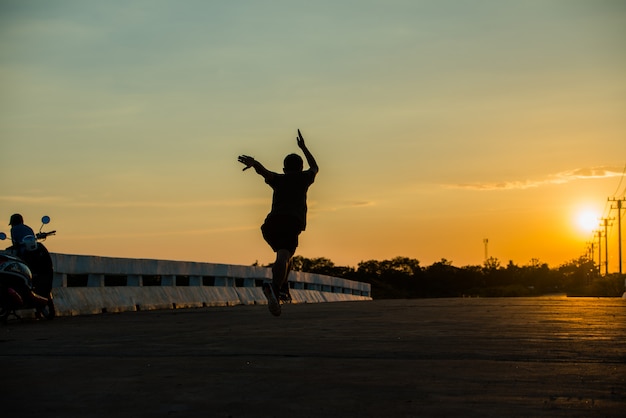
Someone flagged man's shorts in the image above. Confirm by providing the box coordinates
[261,214,302,254]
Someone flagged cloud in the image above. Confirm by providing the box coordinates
[0,195,65,204]
[314,200,376,212]
[0,195,266,209]
[447,165,625,191]
[60,225,258,241]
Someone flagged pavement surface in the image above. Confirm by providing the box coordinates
[2,296,625,417]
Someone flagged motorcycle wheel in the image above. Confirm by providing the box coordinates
[36,297,55,320]
[0,292,11,324]
[0,306,9,324]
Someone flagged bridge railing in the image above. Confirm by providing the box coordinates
[49,254,371,316]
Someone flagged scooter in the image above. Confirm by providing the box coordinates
[0,216,56,323]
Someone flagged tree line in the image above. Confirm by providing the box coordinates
[278,255,624,298]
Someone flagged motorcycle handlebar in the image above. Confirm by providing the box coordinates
[36,231,56,240]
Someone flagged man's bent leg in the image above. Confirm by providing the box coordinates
[272,249,292,290]
[278,258,294,303]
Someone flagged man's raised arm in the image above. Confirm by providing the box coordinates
[238,155,275,181]
[296,129,319,174]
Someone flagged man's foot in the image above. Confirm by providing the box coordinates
[279,283,292,303]
[262,283,281,316]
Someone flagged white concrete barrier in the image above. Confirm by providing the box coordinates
[49,254,371,316]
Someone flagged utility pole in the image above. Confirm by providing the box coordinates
[600,218,612,275]
[608,197,625,275]
[595,230,603,276]
[588,241,596,281]
[587,242,595,284]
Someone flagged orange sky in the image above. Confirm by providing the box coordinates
[1,1,625,270]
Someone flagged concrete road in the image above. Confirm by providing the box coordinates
[2,296,625,417]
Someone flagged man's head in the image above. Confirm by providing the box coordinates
[9,213,24,226]
[283,153,303,173]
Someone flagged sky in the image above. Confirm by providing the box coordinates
[1,0,625,271]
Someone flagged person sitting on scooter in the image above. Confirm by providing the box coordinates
[8,213,50,279]
[9,214,36,256]
[6,214,49,308]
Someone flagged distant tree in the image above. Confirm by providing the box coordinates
[521,259,553,293]
[356,257,421,278]
[482,257,504,288]
[423,258,462,297]
[290,255,355,279]
[355,257,423,298]
[483,257,501,270]
[558,256,596,292]
[504,260,522,286]
[291,256,333,274]
[459,264,485,294]
[270,253,618,299]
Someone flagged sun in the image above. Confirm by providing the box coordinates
[576,209,599,233]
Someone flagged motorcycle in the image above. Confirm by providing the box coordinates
[0,216,56,323]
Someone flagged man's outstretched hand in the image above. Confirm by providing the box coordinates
[238,155,255,171]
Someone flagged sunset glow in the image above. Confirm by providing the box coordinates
[1,1,624,269]
[576,210,600,234]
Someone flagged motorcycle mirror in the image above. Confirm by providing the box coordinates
[0,232,6,240]
[41,216,51,224]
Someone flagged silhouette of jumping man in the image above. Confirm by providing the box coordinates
[238,129,319,316]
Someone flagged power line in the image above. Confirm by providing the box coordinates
[610,164,626,197]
